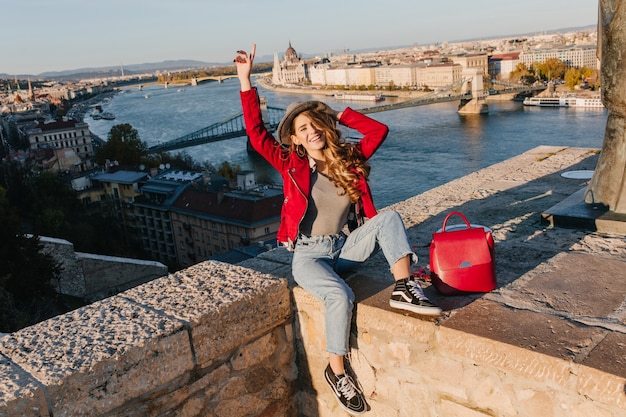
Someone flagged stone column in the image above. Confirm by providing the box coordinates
[585,0,626,213]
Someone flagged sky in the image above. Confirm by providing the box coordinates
[2,0,598,76]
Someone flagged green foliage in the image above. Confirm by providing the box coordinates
[217,161,242,179]
[95,123,215,173]
[0,185,63,332]
[564,68,581,90]
[96,123,147,166]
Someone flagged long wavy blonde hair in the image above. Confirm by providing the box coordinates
[288,109,370,202]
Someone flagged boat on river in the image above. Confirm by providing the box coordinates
[523,94,604,108]
[335,93,384,102]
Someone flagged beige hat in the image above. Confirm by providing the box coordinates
[276,100,335,145]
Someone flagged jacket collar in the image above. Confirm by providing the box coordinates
[307,155,317,172]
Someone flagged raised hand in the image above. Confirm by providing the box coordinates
[234,44,256,92]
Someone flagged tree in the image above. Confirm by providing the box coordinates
[564,68,582,90]
[509,63,535,84]
[535,58,568,81]
[95,123,147,166]
[0,185,62,332]
[217,161,242,179]
[564,66,599,91]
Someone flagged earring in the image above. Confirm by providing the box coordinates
[296,145,306,157]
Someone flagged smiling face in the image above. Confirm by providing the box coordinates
[290,112,327,158]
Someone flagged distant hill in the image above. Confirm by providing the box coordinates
[0,59,232,82]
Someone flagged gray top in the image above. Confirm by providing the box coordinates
[299,171,351,236]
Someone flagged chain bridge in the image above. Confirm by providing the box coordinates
[146,74,545,154]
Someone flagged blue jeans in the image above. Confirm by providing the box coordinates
[292,210,417,356]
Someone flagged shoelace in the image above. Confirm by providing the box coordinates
[337,375,360,400]
[406,279,429,301]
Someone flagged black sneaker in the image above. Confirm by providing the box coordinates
[390,278,442,315]
[324,364,367,415]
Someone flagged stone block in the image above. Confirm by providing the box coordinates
[121,261,291,367]
[0,296,193,416]
[236,257,293,286]
[439,325,574,389]
[582,332,626,378]
[528,253,626,316]
[576,364,626,411]
[0,355,49,417]
[78,252,167,301]
[40,236,86,298]
[442,299,607,363]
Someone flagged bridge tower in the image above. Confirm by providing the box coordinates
[458,68,488,114]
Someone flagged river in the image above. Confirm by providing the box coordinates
[88,79,608,208]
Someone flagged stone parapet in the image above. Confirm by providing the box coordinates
[40,236,169,302]
[40,236,86,298]
[2,146,625,416]
[0,262,295,417]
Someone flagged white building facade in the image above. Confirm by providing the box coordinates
[519,45,598,69]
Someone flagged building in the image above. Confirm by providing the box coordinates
[488,52,521,80]
[272,41,470,90]
[414,62,463,89]
[26,119,95,172]
[519,45,598,69]
[133,170,204,267]
[133,169,283,269]
[170,181,283,268]
[272,42,309,86]
[88,169,151,252]
[448,53,489,76]
[308,62,331,86]
[92,169,148,203]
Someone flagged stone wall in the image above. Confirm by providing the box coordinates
[40,236,86,298]
[77,252,168,302]
[286,285,625,417]
[40,236,169,302]
[0,262,295,417]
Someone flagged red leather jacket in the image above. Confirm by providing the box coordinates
[240,88,389,248]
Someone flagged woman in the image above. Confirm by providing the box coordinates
[235,44,441,415]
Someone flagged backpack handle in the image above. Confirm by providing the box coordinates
[441,211,471,232]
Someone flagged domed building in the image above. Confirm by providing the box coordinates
[272,41,309,86]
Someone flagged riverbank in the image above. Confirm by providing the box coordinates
[256,76,528,103]
[256,76,427,99]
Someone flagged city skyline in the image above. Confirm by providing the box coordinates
[4,0,598,76]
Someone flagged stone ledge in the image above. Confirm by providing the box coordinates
[121,261,292,367]
[0,261,294,417]
[0,356,48,417]
[1,293,192,416]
